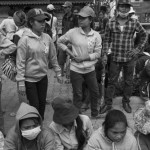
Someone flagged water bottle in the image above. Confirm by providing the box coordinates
[0,131,4,150]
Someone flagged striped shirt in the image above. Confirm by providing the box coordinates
[103,17,148,62]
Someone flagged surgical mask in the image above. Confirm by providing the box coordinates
[21,126,41,140]
[118,11,129,18]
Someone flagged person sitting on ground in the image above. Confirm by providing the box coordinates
[87,109,138,150]
[49,96,93,150]
[134,100,150,150]
[4,102,55,150]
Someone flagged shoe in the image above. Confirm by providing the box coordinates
[99,105,112,114]
[122,102,132,113]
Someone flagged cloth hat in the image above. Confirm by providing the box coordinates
[47,4,55,10]
[62,1,72,7]
[13,10,27,27]
[78,6,95,18]
[52,97,79,124]
[129,7,135,14]
[27,8,49,21]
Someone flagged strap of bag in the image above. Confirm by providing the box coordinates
[50,15,53,30]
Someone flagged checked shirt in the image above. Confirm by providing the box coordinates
[103,17,148,62]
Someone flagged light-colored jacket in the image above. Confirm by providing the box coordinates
[87,127,138,150]
[57,27,102,74]
[49,114,93,150]
[4,102,55,150]
[16,30,60,83]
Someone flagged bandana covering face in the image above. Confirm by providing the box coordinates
[118,11,129,18]
[21,126,41,140]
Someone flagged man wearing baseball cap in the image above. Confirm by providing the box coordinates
[58,1,77,77]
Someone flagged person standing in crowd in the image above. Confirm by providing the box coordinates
[96,5,109,38]
[4,102,55,150]
[58,1,76,76]
[87,109,138,150]
[16,8,62,120]
[0,9,18,41]
[46,4,58,43]
[100,0,147,114]
[57,6,102,118]
[49,97,93,150]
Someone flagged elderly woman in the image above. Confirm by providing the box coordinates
[4,102,55,150]
[49,96,93,150]
[57,6,102,118]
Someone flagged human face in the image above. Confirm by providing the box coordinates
[20,118,39,131]
[31,19,45,36]
[118,4,130,14]
[107,122,127,143]
[78,16,91,28]
[63,6,71,14]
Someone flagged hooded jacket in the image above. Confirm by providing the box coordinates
[87,127,138,150]
[4,102,55,150]
[16,30,60,83]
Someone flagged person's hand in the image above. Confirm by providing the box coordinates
[102,54,107,65]
[18,85,26,96]
[73,56,83,63]
[127,49,139,58]
[56,75,63,84]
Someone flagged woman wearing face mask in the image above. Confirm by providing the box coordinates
[4,102,55,150]
[87,109,138,150]
[49,96,93,150]
[16,8,62,120]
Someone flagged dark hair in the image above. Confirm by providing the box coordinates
[27,17,34,29]
[8,9,15,17]
[103,110,128,136]
[75,116,87,150]
[99,6,107,14]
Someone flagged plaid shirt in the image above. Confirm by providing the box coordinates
[103,17,148,62]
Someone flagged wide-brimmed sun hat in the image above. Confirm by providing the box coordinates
[52,97,79,124]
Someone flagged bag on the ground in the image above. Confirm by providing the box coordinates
[1,56,16,81]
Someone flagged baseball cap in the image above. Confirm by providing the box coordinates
[62,1,72,7]
[78,6,95,18]
[27,8,49,21]
[47,4,55,10]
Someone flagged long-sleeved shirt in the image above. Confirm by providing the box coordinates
[49,115,93,150]
[0,17,18,40]
[103,17,148,62]
[57,27,102,74]
[16,30,60,83]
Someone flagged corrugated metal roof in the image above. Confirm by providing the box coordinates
[0,0,50,5]
[51,0,93,4]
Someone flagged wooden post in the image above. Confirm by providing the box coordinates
[0,78,5,135]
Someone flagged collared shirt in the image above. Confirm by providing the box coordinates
[103,17,148,62]
[49,115,93,150]
[62,13,76,35]
[57,27,102,74]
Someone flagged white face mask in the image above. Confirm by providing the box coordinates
[21,126,41,140]
[118,11,129,18]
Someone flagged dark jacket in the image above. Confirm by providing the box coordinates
[4,103,55,150]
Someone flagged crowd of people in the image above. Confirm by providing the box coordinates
[0,0,150,149]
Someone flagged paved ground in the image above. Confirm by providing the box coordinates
[1,69,145,134]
